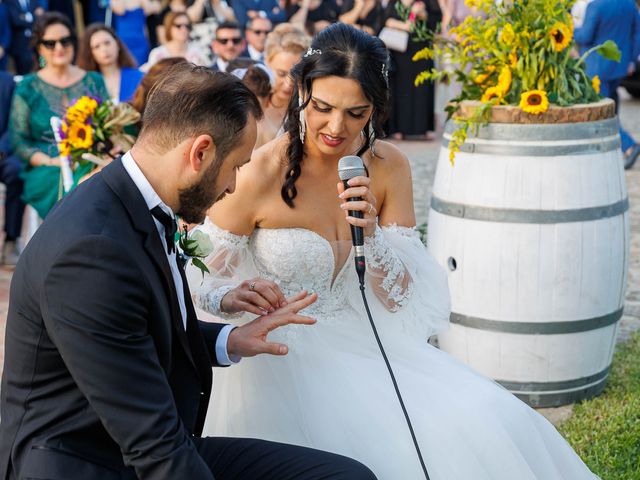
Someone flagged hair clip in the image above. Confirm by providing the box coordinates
[304,48,322,58]
[381,63,389,83]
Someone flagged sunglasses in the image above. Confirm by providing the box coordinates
[173,23,192,30]
[250,29,270,35]
[40,36,74,50]
[217,37,242,45]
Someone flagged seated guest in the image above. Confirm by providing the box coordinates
[263,23,309,135]
[9,12,109,219]
[0,71,25,266]
[0,2,10,71]
[130,56,188,122]
[77,23,144,103]
[210,20,246,72]
[242,16,272,62]
[144,11,208,71]
[231,0,286,29]
[229,58,278,148]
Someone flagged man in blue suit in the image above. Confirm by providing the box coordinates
[232,0,285,29]
[0,72,25,265]
[0,2,11,71]
[575,0,640,169]
[4,0,46,74]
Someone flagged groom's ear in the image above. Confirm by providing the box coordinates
[188,134,217,173]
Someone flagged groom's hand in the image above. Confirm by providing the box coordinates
[226,291,317,357]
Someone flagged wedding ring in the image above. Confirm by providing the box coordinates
[249,281,256,291]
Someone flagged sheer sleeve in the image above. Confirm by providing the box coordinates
[364,225,414,312]
[185,219,258,321]
[346,224,451,339]
[9,83,38,165]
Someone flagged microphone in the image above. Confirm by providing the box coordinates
[338,155,367,285]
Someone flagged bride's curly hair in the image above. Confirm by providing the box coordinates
[281,23,390,208]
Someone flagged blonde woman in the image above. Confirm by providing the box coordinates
[263,23,310,139]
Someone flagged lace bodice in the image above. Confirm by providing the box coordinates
[250,228,353,318]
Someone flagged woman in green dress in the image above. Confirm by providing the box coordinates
[10,12,109,219]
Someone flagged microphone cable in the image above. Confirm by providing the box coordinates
[357,278,431,480]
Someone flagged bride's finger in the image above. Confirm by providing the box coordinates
[339,185,369,200]
[244,291,275,312]
[346,215,376,229]
[236,301,268,317]
[339,201,376,216]
[250,283,279,310]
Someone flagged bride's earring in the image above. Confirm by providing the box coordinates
[298,95,306,144]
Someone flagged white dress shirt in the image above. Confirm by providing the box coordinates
[247,44,264,62]
[121,151,237,365]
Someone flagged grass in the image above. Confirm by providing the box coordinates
[558,330,640,480]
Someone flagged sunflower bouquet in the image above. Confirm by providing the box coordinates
[408,0,621,163]
[52,96,140,191]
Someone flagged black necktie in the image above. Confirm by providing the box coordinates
[150,206,177,254]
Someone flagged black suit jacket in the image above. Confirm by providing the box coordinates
[0,72,14,156]
[0,159,227,479]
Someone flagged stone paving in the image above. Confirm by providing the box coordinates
[0,92,638,426]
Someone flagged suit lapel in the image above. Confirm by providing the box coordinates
[101,159,196,370]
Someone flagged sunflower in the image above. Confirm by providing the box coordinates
[549,22,572,52]
[481,86,503,103]
[499,24,515,45]
[57,139,71,157]
[66,106,89,125]
[496,66,512,95]
[68,123,93,150]
[592,75,601,94]
[519,90,549,115]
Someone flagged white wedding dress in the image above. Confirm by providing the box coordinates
[187,219,597,480]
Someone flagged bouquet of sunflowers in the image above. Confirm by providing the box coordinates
[407,0,621,163]
[52,96,140,192]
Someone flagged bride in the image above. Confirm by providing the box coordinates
[188,23,598,480]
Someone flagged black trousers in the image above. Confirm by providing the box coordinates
[0,154,25,239]
[194,437,377,480]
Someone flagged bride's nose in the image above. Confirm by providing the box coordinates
[327,111,346,136]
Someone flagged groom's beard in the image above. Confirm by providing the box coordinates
[177,156,223,224]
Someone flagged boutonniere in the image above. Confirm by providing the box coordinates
[177,225,214,277]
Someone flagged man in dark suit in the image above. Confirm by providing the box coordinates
[0,3,11,71]
[210,21,246,72]
[4,0,45,74]
[241,17,272,62]
[0,71,25,266]
[0,64,376,479]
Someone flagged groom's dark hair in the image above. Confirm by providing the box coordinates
[139,63,263,161]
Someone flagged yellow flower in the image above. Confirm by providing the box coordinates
[509,50,518,68]
[592,75,601,94]
[481,86,503,103]
[474,73,490,84]
[549,22,572,52]
[58,140,71,157]
[484,26,497,43]
[66,106,89,124]
[499,24,515,45]
[519,90,549,115]
[496,66,512,95]
[412,47,433,62]
[68,123,93,150]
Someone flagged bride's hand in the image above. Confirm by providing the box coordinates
[221,277,288,316]
[227,291,318,357]
[337,176,378,237]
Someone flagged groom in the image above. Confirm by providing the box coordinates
[0,65,376,480]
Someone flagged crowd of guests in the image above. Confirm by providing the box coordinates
[0,0,638,267]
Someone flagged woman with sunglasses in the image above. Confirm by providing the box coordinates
[144,11,208,71]
[77,23,144,103]
[9,12,109,220]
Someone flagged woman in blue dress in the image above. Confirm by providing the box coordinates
[77,23,144,103]
[111,0,161,66]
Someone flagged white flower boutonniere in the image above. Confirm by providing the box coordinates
[178,226,214,277]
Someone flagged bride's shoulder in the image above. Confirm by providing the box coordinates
[367,140,412,181]
[241,135,288,188]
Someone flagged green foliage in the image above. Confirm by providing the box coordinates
[558,331,640,480]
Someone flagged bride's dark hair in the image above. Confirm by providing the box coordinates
[281,23,390,208]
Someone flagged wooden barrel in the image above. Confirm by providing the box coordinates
[428,99,630,407]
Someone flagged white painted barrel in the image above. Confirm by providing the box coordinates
[428,106,630,407]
